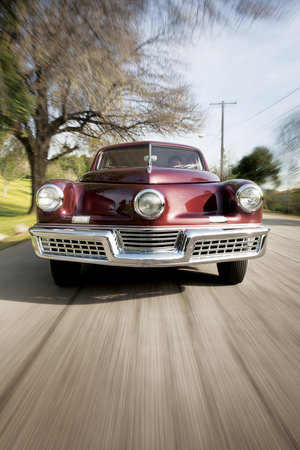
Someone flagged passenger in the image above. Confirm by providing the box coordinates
[168,155,182,168]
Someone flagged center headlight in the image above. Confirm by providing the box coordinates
[36,184,64,212]
[134,189,165,219]
[236,184,263,212]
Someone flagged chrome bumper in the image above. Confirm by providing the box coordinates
[29,225,269,267]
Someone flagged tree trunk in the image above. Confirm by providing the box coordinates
[27,71,51,214]
[27,142,50,214]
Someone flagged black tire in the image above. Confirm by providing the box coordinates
[217,260,248,285]
[50,260,81,287]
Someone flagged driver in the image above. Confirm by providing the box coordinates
[168,155,182,168]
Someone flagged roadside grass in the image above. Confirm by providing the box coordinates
[263,209,300,219]
[0,178,35,251]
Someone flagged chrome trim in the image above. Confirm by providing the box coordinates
[133,189,165,219]
[36,184,64,212]
[147,143,152,173]
[72,216,90,223]
[209,216,227,223]
[30,225,269,268]
[39,236,106,259]
[236,184,264,213]
[117,229,182,251]
[191,235,261,259]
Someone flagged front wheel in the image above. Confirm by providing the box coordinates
[50,260,81,287]
[217,260,248,285]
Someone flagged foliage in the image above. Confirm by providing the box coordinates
[264,188,300,215]
[278,112,300,159]
[231,146,281,187]
[0,135,30,197]
[47,154,93,181]
[278,112,300,187]
[209,152,237,180]
[0,1,35,133]
[0,40,35,132]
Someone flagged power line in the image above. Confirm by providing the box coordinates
[238,38,300,101]
[227,86,300,130]
[225,103,300,148]
[205,135,221,152]
[220,23,290,99]
[218,11,300,104]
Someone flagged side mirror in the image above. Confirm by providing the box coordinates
[144,155,157,162]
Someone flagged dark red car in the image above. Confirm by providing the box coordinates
[30,141,269,286]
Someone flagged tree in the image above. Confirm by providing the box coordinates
[46,153,93,181]
[0,0,35,133]
[278,113,300,157]
[0,135,29,197]
[2,0,296,213]
[231,146,281,187]
[278,112,300,186]
[209,151,236,180]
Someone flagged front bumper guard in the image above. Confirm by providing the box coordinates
[29,225,270,267]
[29,225,269,268]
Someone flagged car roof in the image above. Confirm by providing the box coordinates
[90,141,209,171]
[96,141,202,152]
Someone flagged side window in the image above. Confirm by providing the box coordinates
[187,153,202,170]
[98,153,112,168]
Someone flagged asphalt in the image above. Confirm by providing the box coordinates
[0,214,299,450]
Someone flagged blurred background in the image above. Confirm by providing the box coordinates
[0,3,300,450]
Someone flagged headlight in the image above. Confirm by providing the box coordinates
[36,184,64,211]
[236,184,263,212]
[134,189,165,219]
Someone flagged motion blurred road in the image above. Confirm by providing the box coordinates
[0,214,299,450]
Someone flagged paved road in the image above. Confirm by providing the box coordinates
[0,214,299,450]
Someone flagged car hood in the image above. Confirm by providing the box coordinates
[80,167,220,184]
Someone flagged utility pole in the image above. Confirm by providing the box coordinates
[210,101,237,181]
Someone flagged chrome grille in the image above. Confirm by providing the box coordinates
[192,236,261,259]
[40,237,107,259]
[118,229,181,251]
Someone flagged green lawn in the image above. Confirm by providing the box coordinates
[0,178,36,250]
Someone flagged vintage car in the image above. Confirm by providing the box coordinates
[29,141,269,286]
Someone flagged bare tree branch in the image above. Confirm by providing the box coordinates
[48,143,79,163]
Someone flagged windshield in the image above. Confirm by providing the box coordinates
[97,145,204,170]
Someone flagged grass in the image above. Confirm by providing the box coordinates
[263,209,300,219]
[0,178,36,251]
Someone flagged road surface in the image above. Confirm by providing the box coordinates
[0,214,299,450]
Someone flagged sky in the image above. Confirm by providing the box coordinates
[149,7,300,187]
